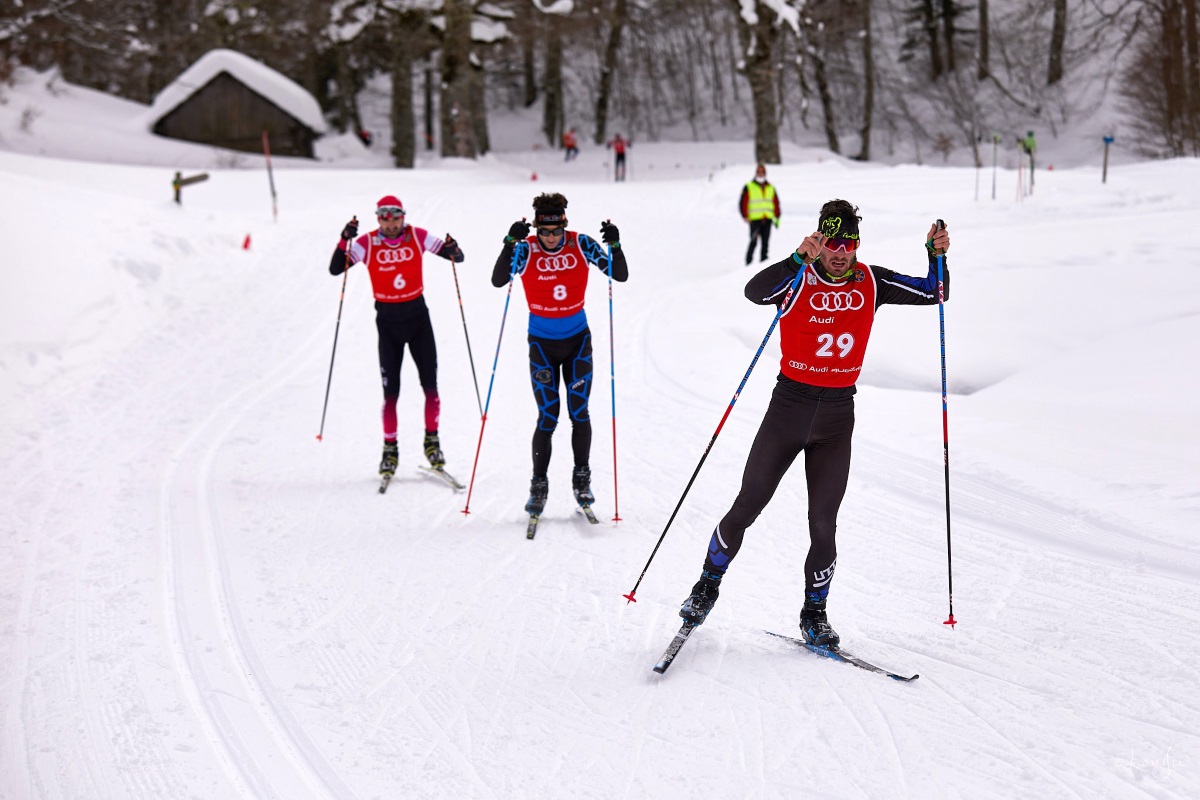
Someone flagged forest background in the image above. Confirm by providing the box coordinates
[1,0,1197,167]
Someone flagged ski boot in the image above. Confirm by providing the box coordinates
[799,596,840,648]
[525,475,549,515]
[571,465,595,506]
[423,432,446,468]
[679,569,723,625]
[379,441,399,477]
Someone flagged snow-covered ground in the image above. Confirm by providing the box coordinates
[2,68,1199,799]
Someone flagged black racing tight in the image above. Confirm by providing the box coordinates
[703,380,854,597]
[528,330,593,476]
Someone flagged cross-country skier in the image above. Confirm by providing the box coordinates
[491,192,628,516]
[330,195,465,479]
[677,200,951,647]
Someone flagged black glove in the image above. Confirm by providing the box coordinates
[340,217,358,242]
[600,220,620,245]
[506,220,531,242]
[441,234,460,260]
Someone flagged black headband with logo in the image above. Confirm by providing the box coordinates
[535,208,567,226]
[819,212,860,240]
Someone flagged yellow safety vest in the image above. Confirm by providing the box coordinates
[745,181,776,221]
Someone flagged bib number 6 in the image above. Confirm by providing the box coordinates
[393,274,407,291]
[816,332,855,358]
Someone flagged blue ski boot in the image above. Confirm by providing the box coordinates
[525,475,549,515]
[800,596,840,648]
[679,570,722,625]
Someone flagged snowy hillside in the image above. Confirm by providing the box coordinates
[2,71,1199,799]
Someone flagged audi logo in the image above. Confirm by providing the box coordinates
[536,253,579,272]
[375,247,415,265]
[809,290,864,312]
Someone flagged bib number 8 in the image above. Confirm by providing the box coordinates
[816,332,855,358]
[553,284,567,301]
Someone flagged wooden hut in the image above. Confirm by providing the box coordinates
[150,49,326,158]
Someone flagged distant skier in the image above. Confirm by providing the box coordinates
[491,192,629,515]
[676,200,951,648]
[739,163,781,265]
[562,127,580,162]
[330,195,465,479]
[607,133,630,181]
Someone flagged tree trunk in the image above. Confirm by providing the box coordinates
[1186,0,1200,154]
[424,63,435,151]
[543,20,564,147]
[941,0,956,73]
[594,0,628,145]
[856,0,874,160]
[923,0,943,80]
[522,4,538,107]
[470,51,490,155]
[977,0,989,80]
[732,0,782,164]
[813,48,839,154]
[439,0,476,158]
[1048,0,1067,85]
[391,40,416,168]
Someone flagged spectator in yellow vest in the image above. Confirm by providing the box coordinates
[739,164,781,265]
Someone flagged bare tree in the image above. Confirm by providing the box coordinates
[440,0,476,158]
[729,0,798,164]
[977,0,989,80]
[1048,0,1067,85]
[542,14,564,147]
[594,0,628,145]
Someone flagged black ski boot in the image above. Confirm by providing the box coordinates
[800,597,840,648]
[571,465,595,506]
[379,441,399,477]
[423,432,445,468]
[525,475,549,515]
[679,570,723,625]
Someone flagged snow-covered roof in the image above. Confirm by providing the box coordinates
[149,49,327,133]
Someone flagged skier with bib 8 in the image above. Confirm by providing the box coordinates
[491,193,629,517]
[678,200,951,647]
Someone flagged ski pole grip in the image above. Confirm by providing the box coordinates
[936,218,945,230]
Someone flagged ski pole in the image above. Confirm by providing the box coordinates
[316,217,357,441]
[606,235,622,522]
[934,219,956,628]
[623,256,810,603]
[262,130,277,222]
[991,134,999,200]
[462,240,523,514]
[449,250,484,417]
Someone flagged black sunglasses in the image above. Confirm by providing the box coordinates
[537,226,566,237]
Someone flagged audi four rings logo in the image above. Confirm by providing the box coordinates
[809,290,865,311]
[375,247,415,265]
[536,254,579,272]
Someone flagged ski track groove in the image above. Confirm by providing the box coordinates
[930,679,1087,799]
[160,314,356,800]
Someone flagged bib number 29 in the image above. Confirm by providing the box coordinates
[816,332,855,358]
